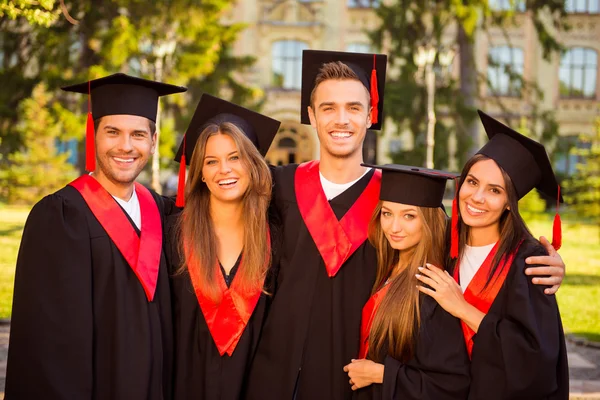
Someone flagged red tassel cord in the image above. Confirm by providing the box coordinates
[85,80,95,172]
[370,54,379,124]
[175,136,187,208]
[551,185,562,250]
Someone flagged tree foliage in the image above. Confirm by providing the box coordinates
[371,0,567,170]
[0,0,58,27]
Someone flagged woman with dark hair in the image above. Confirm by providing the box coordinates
[344,164,470,399]
[166,94,281,400]
[417,110,569,400]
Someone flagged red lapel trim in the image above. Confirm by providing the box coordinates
[359,282,390,359]
[453,241,520,358]
[295,160,381,277]
[186,232,270,356]
[69,175,162,301]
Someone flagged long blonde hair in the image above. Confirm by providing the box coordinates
[367,201,447,362]
[177,122,272,300]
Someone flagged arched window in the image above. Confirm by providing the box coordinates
[559,47,598,99]
[566,0,599,13]
[272,40,308,90]
[488,46,524,97]
[346,43,372,54]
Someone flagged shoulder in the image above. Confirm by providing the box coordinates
[515,237,548,262]
[271,163,299,184]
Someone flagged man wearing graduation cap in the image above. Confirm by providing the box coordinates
[6,73,186,400]
[245,50,567,400]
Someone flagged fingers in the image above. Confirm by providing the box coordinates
[538,236,558,257]
[531,275,563,286]
[545,285,560,295]
[525,255,563,268]
[525,266,564,277]
[349,379,353,385]
[343,365,349,372]
[417,284,436,298]
[352,385,358,391]
[415,272,438,289]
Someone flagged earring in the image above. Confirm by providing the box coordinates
[202,176,205,182]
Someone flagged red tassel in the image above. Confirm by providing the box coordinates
[370,54,379,124]
[175,154,186,208]
[551,185,562,250]
[85,111,95,172]
[450,194,459,259]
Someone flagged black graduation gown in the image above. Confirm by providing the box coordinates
[245,165,378,400]
[166,213,276,400]
[5,184,173,400]
[353,295,471,400]
[466,239,569,400]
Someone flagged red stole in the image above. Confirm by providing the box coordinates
[453,242,520,358]
[186,235,270,356]
[69,174,162,302]
[295,161,382,277]
[358,282,390,359]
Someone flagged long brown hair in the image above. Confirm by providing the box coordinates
[454,154,535,286]
[177,122,272,300]
[367,201,447,362]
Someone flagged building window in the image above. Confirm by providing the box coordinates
[559,47,597,99]
[347,0,380,8]
[346,43,372,54]
[272,40,308,90]
[488,46,524,97]
[488,0,526,11]
[566,0,600,13]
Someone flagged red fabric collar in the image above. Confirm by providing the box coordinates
[69,175,162,301]
[359,282,390,359]
[453,241,520,358]
[295,161,381,277]
[186,234,270,356]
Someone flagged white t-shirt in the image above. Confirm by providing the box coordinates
[113,189,141,230]
[319,168,371,200]
[459,242,496,292]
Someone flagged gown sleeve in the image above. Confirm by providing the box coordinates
[469,243,564,399]
[5,193,94,399]
[381,297,471,400]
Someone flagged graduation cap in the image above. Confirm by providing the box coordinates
[300,50,387,130]
[450,110,564,258]
[363,163,458,208]
[173,93,281,207]
[62,73,187,172]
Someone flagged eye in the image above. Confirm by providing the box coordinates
[107,130,117,135]
[382,211,392,217]
[491,188,501,194]
[323,106,333,111]
[230,155,239,161]
[132,132,145,138]
[206,160,217,165]
[467,178,477,186]
[350,106,360,111]
[404,214,416,220]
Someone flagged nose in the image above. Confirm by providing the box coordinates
[118,134,134,152]
[334,108,350,125]
[219,159,232,174]
[472,187,486,204]
[390,217,404,234]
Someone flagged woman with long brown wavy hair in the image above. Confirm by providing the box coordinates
[165,94,281,400]
[416,111,569,399]
[344,164,470,399]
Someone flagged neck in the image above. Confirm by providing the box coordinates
[210,197,244,229]
[467,224,500,246]
[318,149,366,184]
[392,248,414,277]
[91,171,134,201]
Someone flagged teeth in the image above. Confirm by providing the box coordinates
[467,204,485,214]
[114,157,134,163]
[331,132,351,138]
[219,179,237,185]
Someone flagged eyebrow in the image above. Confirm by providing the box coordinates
[103,125,149,135]
[318,101,365,109]
[204,150,238,160]
[467,173,505,191]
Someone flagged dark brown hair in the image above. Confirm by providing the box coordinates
[177,122,272,300]
[367,201,448,362]
[454,154,535,286]
[309,61,368,108]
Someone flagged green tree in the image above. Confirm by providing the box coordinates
[0,83,77,204]
[371,0,567,170]
[564,120,600,241]
[0,0,58,27]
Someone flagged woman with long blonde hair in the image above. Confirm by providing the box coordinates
[344,164,470,399]
[166,94,281,400]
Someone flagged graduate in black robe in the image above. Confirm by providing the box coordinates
[346,164,470,400]
[5,73,186,400]
[417,110,569,399]
[167,94,281,400]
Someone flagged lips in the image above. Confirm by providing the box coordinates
[389,234,406,242]
[465,203,486,216]
[217,178,238,188]
[330,131,352,139]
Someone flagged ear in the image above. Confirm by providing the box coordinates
[367,106,373,129]
[150,131,158,155]
[308,105,318,129]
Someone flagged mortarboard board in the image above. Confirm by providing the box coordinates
[61,73,187,172]
[300,50,387,130]
[173,94,281,207]
[363,163,457,208]
[476,110,563,203]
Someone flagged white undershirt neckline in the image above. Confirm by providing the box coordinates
[459,242,496,292]
[112,189,142,230]
[319,168,371,200]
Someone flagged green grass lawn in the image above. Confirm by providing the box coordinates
[0,207,599,341]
